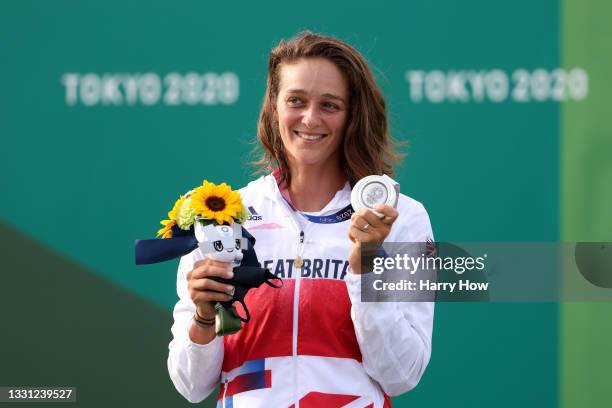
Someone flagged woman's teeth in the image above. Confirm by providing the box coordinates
[295,131,325,140]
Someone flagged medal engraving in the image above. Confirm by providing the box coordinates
[363,182,388,207]
[351,175,400,216]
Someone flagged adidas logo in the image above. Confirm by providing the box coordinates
[247,206,262,221]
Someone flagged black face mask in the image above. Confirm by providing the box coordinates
[209,266,282,322]
[207,226,282,323]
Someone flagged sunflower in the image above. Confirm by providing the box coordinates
[190,181,244,225]
[156,195,186,238]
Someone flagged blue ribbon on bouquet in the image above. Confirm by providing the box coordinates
[134,224,259,266]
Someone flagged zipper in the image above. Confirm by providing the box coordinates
[222,378,228,408]
[276,197,304,408]
[291,228,303,408]
[294,231,305,267]
[272,182,311,408]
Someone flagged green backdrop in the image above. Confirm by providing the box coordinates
[1,1,609,407]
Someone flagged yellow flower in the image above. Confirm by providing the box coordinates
[156,195,186,238]
[156,219,175,239]
[190,181,244,225]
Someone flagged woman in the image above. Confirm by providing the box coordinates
[168,31,434,408]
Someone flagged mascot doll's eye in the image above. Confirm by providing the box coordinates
[214,241,224,251]
[235,239,241,250]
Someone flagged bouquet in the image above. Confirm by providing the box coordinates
[156,181,247,240]
[135,180,281,336]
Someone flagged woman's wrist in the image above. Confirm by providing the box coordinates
[189,307,217,344]
[194,308,215,327]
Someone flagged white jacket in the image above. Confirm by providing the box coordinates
[168,174,435,407]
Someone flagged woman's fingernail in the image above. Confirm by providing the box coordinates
[227,270,234,279]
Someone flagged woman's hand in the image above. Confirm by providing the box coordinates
[347,204,398,274]
[187,259,235,319]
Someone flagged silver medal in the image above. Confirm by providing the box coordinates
[351,175,400,217]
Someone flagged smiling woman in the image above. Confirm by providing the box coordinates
[167,31,435,408]
[276,58,347,167]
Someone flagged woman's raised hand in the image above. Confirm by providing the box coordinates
[347,204,398,274]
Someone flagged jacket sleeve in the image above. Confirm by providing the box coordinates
[167,251,224,403]
[345,202,435,397]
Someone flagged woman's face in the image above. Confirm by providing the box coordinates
[275,57,348,170]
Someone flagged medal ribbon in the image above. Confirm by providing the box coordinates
[298,204,355,224]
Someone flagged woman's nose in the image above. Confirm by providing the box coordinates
[302,105,322,128]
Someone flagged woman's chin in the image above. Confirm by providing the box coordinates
[291,153,338,169]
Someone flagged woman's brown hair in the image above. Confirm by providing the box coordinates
[256,31,402,186]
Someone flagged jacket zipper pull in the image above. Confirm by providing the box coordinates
[294,231,305,268]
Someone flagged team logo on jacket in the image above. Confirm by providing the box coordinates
[247,206,263,221]
[263,258,350,280]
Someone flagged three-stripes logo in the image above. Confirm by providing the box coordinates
[247,206,262,221]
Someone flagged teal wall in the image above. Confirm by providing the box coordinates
[1,1,608,406]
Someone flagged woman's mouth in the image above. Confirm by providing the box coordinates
[294,131,327,141]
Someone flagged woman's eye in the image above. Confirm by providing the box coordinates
[213,240,224,251]
[287,97,304,105]
[323,101,339,110]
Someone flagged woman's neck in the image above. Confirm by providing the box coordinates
[287,163,346,212]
